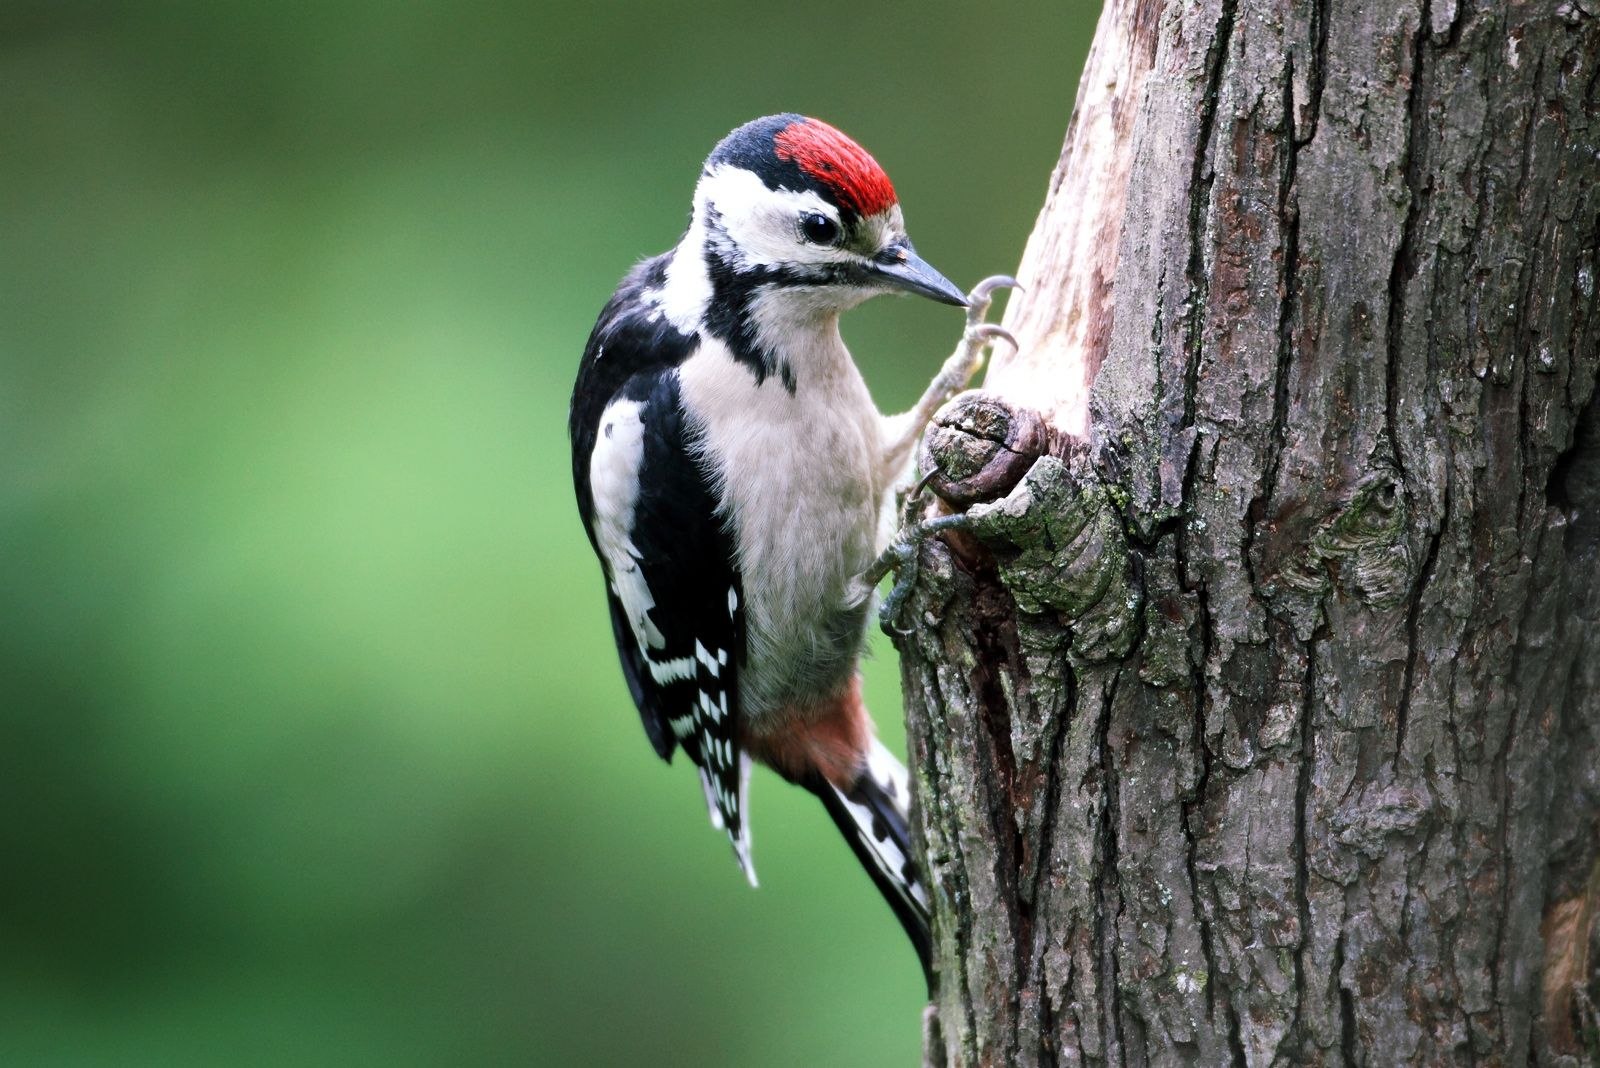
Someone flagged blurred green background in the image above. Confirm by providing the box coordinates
[0,2,1092,1064]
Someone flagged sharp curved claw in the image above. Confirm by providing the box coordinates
[879,599,919,637]
[968,323,1019,352]
[867,511,977,637]
[970,275,1021,303]
[878,583,912,635]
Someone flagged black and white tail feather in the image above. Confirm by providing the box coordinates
[809,738,932,978]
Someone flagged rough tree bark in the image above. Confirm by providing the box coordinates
[899,0,1600,1063]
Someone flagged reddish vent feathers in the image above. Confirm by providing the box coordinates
[773,118,897,217]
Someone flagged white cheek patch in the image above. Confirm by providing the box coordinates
[696,165,844,270]
[588,398,693,684]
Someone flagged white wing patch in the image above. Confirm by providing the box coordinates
[591,411,754,885]
[588,397,694,685]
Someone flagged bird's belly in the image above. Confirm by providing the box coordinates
[678,346,885,725]
[736,435,879,719]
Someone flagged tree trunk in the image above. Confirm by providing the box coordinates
[900,0,1600,1063]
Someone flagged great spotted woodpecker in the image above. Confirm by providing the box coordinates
[569,114,1012,974]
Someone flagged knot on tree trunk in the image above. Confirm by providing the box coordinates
[1256,461,1415,640]
[915,391,1140,665]
[919,391,1055,508]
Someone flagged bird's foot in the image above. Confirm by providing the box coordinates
[864,513,976,635]
[967,274,1021,328]
[931,276,1021,397]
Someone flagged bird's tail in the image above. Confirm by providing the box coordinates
[810,737,932,984]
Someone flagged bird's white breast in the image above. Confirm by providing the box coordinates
[677,323,887,725]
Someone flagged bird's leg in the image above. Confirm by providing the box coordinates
[861,512,977,634]
[864,276,1021,634]
[878,275,1021,482]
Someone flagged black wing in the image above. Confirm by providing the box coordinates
[571,257,754,878]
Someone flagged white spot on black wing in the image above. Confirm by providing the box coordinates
[682,643,753,885]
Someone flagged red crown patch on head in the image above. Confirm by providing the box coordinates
[773,118,897,218]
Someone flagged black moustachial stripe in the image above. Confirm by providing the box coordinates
[698,205,879,396]
[695,203,795,395]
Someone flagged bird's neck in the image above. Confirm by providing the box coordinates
[656,224,852,394]
[654,221,715,334]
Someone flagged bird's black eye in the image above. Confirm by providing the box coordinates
[799,212,840,245]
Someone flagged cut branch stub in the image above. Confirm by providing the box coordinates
[964,451,1140,664]
[918,391,1054,508]
[915,391,1139,665]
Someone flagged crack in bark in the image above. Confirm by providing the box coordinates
[1182,0,1240,430]
[1175,26,1236,1050]
[1384,0,1431,486]
[1299,0,1332,146]
[966,567,1029,1060]
[1029,664,1074,1068]
[1292,638,1320,1062]
[1175,481,1221,935]
[1385,0,1435,784]
[1331,925,1358,1066]
[1225,994,1248,1068]
[1250,53,1307,617]
[1394,478,1447,765]
[1094,669,1126,1067]
[1178,649,1219,1025]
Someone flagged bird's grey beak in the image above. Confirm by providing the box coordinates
[870,243,969,306]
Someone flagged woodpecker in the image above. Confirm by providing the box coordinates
[569,114,1012,975]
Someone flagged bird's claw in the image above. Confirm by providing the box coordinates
[969,274,1021,308]
[965,275,1021,328]
[873,275,1018,634]
[865,513,976,635]
[965,322,1018,353]
[878,547,922,636]
[947,276,1021,380]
